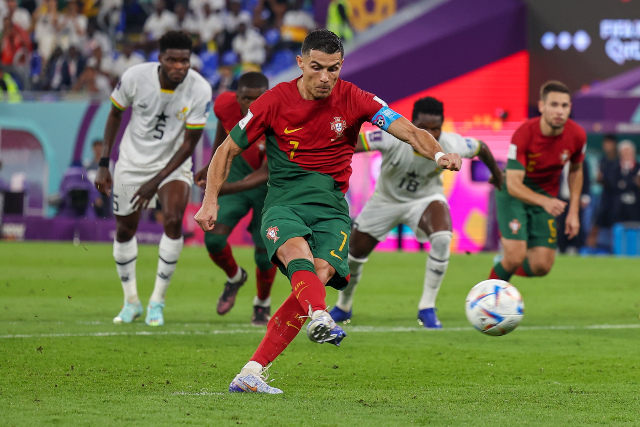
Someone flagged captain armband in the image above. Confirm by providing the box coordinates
[370,106,402,131]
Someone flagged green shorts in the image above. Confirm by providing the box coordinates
[261,204,351,290]
[217,187,267,248]
[495,188,558,249]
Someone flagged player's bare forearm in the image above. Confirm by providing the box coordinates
[219,159,268,195]
[152,128,204,184]
[506,169,559,208]
[387,117,443,160]
[567,163,583,218]
[203,136,244,202]
[478,140,503,190]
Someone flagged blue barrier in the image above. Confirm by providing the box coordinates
[612,223,640,256]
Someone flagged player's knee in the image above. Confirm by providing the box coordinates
[204,231,228,254]
[254,248,273,271]
[162,212,183,234]
[115,224,136,242]
[530,262,552,277]
[428,231,452,260]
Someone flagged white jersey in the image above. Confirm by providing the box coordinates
[362,129,481,203]
[110,62,212,170]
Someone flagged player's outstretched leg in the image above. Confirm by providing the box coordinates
[330,253,367,323]
[417,231,451,329]
[113,237,141,324]
[146,234,183,326]
[229,361,283,394]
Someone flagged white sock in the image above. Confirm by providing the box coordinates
[149,234,184,303]
[228,266,243,283]
[241,360,263,374]
[335,253,368,311]
[253,296,271,307]
[418,231,451,310]
[113,237,139,304]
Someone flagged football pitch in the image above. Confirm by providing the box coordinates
[1,241,639,426]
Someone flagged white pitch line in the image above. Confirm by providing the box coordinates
[1,323,639,339]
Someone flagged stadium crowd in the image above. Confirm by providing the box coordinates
[0,0,335,97]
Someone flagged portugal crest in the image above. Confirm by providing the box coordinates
[266,226,280,243]
[330,116,347,139]
[509,219,521,235]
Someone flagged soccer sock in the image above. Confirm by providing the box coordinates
[490,261,514,281]
[419,231,452,310]
[287,259,326,313]
[113,237,139,304]
[336,253,368,311]
[515,258,534,277]
[256,265,277,301]
[149,234,184,303]
[250,292,307,366]
[208,243,240,280]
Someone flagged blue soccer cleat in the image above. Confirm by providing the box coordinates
[329,305,352,324]
[145,301,165,326]
[307,312,347,346]
[113,301,143,324]
[229,366,283,394]
[417,308,442,329]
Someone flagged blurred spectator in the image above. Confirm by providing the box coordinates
[121,0,147,35]
[212,51,238,97]
[198,2,224,50]
[82,19,112,59]
[87,44,114,78]
[0,0,31,32]
[326,0,353,41]
[1,15,32,67]
[54,160,102,219]
[0,63,21,101]
[44,45,85,91]
[557,160,591,254]
[33,0,60,63]
[190,0,224,19]
[72,56,112,97]
[252,0,287,31]
[56,0,88,51]
[231,18,266,67]
[218,0,251,52]
[586,134,618,252]
[280,0,315,48]
[96,0,123,38]
[143,0,178,49]
[174,2,200,40]
[611,140,640,224]
[111,40,145,79]
[190,51,203,73]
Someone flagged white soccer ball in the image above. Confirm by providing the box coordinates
[465,279,524,336]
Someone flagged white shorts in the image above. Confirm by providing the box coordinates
[354,193,448,243]
[112,159,193,216]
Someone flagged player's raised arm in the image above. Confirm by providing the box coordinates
[385,116,462,171]
[477,140,504,190]
[194,134,244,231]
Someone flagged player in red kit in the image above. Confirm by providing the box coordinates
[193,72,277,325]
[489,80,586,282]
[195,29,462,394]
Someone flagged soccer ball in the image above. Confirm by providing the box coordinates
[465,279,524,336]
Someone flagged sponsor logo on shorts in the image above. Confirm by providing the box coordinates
[266,226,279,242]
[509,219,521,234]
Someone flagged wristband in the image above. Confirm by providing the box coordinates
[434,152,445,162]
[98,157,110,168]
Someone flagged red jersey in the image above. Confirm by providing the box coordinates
[230,78,385,194]
[214,91,265,171]
[507,117,586,197]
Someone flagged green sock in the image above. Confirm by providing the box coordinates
[494,262,513,281]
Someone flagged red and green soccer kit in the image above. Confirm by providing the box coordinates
[211,91,268,247]
[229,77,388,288]
[496,116,586,248]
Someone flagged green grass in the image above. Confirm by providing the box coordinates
[1,241,640,426]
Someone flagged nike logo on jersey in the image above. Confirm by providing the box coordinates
[527,153,542,158]
[284,126,303,134]
[330,250,342,260]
